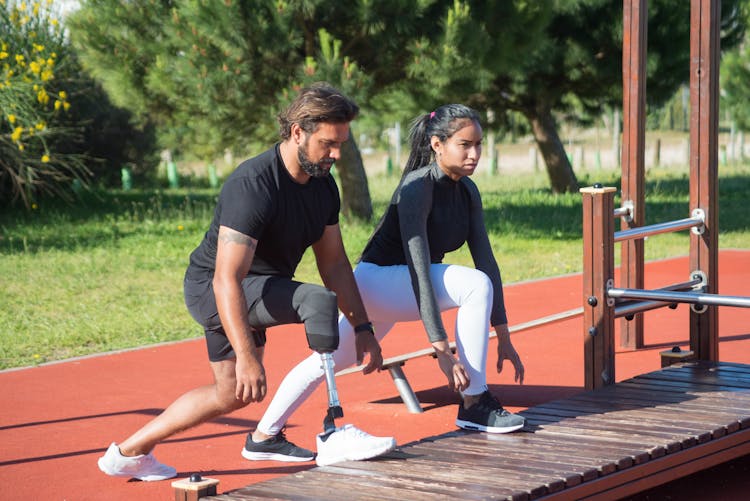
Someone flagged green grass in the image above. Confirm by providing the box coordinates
[1,163,749,370]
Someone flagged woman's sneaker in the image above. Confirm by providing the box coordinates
[315,424,396,466]
[241,429,314,462]
[97,443,177,481]
[456,391,526,434]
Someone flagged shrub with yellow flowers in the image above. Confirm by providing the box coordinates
[1,0,88,208]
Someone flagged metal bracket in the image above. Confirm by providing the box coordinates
[622,200,634,223]
[691,208,705,235]
[606,278,615,307]
[690,270,708,313]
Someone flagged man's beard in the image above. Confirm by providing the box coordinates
[298,141,333,178]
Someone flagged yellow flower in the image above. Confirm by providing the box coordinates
[63,101,70,111]
[29,61,41,74]
[18,143,24,151]
[0,51,8,60]
[7,114,15,124]
[58,90,67,99]
[35,121,45,130]
[11,126,23,142]
[177,225,185,231]
[40,69,53,81]
[41,154,50,163]
[54,99,61,110]
[37,87,49,104]
[15,54,25,66]
[33,43,44,52]
[51,19,58,26]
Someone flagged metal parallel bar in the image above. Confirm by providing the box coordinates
[614,217,703,242]
[616,299,674,319]
[608,288,750,308]
[614,279,703,318]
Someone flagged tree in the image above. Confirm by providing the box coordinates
[68,0,376,218]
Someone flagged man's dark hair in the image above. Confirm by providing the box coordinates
[278,83,359,139]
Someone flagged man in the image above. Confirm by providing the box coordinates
[98,83,395,481]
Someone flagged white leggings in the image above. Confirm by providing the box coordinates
[257,262,493,435]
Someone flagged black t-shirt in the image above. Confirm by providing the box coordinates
[186,144,340,279]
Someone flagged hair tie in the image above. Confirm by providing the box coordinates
[429,111,436,119]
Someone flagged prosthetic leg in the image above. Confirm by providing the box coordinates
[319,351,343,437]
[305,327,343,438]
[309,333,398,465]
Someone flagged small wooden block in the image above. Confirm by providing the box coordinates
[660,349,695,367]
[172,477,219,501]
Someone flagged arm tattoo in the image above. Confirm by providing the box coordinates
[219,228,257,250]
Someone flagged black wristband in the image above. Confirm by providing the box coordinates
[354,321,374,334]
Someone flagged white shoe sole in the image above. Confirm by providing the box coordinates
[456,419,525,434]
[97,456,176,481]
[315,438,397,467]
[241,448,313,462]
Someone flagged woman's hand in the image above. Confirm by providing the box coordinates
[432,340,470,392]
[495,324,525,384]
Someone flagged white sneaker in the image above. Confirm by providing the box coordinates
[315,424,396,467]
[97,443,177,481]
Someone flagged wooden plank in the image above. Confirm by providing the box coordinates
[203,363,750,501]
[545,426,750,500]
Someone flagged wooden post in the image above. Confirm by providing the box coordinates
[688,0,719,361]
[173,476,219,501]
[581,186,617,390]
[620,0,647,350]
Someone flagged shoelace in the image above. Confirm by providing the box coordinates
[476,392,506,414]
[275,427,289,443]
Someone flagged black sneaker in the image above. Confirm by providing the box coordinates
[241,429,314,462]
[456,391,526,434]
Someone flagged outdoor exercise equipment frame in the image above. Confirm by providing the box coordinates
[582,0,750,390]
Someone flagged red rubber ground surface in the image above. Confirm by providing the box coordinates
[2,250,748,500]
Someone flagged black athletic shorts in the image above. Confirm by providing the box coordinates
[183,272,338,362]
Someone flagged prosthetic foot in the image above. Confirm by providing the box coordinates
[319,352,343,437]
[314,351,397,466]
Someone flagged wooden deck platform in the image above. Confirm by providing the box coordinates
[202,361,750,500]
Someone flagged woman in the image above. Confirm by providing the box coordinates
[249,104,524,466]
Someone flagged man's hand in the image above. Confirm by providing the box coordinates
[495,324,524,384]
[235,352,267,402]
[433,341,469,392]
[355,330,383,375]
